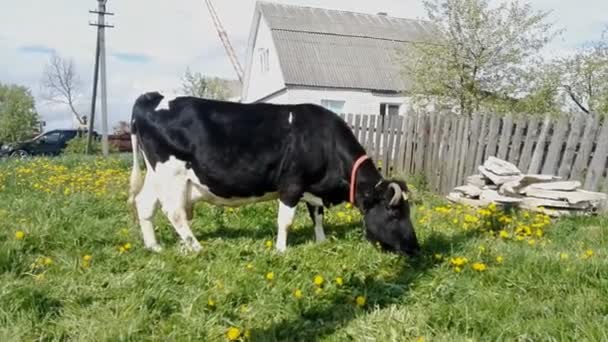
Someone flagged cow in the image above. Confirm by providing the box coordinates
[127,91,420,256]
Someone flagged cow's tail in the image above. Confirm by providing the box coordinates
[128,91,164,205]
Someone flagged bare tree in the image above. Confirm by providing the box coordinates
[41,53,86,126]
[112,120,130,135]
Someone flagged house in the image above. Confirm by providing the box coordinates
[241,1,435,117]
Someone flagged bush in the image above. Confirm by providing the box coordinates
[64,137,117,155]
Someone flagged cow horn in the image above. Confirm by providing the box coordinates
[388,183,402,206]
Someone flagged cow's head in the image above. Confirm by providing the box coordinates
[360,180,420,257]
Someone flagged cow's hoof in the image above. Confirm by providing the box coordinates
[178,241,202,254]
[146,244,163,253]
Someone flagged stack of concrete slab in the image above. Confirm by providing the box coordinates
[447,157,608,217]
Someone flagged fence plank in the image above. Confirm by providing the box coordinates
[429,115,445,192]
[413,113,426,175]
[571,115,599,182]
[473,114,490,173]
[437,116,452,193]
[429,113,442,185]
[444,115,459,193]
[404,112,416,174]
[584,120,608,191]
[372,115,383,163]
[484,115,501,160]
[384,115,399,177]
[456,117,470,186]
[519,117,539,172]
[558,114,584,179]
[507,117,525,165]
[465,114,482,177]
[353,114,361,142]
[528,116,552,174]
[542,115,569,175]
[450,116,464,189]
[497,115,513,160]
[394,114,407,175]
[360,115,370,149]
[424,113,436,182]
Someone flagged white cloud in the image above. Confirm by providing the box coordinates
[0,0,606,131]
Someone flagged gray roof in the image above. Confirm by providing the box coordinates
[257,2,435,92]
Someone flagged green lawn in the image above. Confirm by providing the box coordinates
[0,155,606,341]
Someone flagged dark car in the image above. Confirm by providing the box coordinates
[0,129,98,158]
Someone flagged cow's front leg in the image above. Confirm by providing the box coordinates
[276,200,296,253]
[306,204,326,242]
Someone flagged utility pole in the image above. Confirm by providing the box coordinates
[86,0,114,155]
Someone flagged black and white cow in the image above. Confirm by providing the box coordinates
[128,92,420,256]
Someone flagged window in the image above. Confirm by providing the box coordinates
[259,48,269,73]
[380,103,400,117]
[40,132,61,144]
[321,99,346,113]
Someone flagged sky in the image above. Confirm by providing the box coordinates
[1,0,607,131]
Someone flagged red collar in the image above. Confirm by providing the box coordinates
[349,155,370,204]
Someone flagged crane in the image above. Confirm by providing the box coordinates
[204,0,244,83]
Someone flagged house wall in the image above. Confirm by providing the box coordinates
[280,87,411,115]
[242,16,286,103]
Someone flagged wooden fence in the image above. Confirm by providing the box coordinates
[338,112,608,195]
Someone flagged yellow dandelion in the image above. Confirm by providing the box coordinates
[335,277,344,286]
[355,295,366,307]
[315,287,323,295]
[582,249,594,259]
[15,230,25,240]
[118,246,126,254]
[265,272,275,281]
[83,255,92,262]
[560,252,569,260]
[207,299,216,308]
[535,229,543,237]
[454,266,462,273]
[472,262,487,272]
[123,243,132,251]
[450,256,468,267]
[313,275,324,287]
[528,239,536,246]
[345,203,352,209]
[265,240,273,249]
[246,263,254,270]
[416,337,425,342]
[226,327,241,341]
[43,257,53,266]
[496,256,504,264]
[293,289,303,299]
[499,230,510,239]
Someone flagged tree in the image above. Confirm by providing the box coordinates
[112,120,130,135]
[556,28,608,114]
[402,0,559,116]
[41,53,86,126]
[180,68,233,100]
[0,83,40,143]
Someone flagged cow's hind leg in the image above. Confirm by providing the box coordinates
[134,174,162,252]
[158,182,202,253]
[306,204,326,242]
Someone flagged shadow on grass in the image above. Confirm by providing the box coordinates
[248,230,475,341]
[195,221,363,246]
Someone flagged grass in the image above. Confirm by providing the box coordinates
[0,154,607,341]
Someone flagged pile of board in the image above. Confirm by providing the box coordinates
[447,157,608,217]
